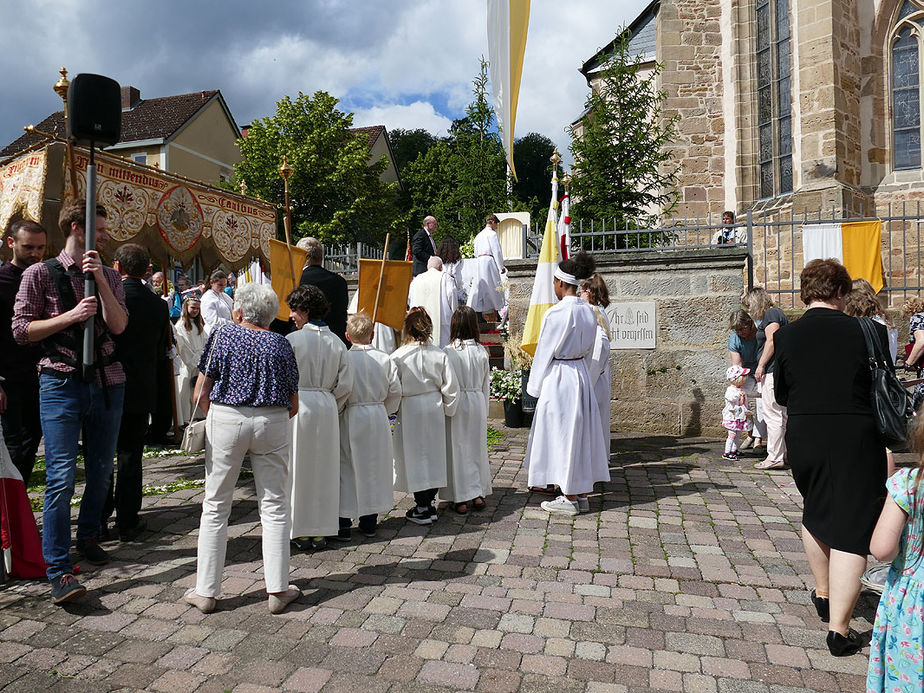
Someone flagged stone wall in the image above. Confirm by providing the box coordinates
[506,248,748,437]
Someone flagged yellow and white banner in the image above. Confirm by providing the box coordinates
[487,0,530,181]
[521,182,559,356]
[801,221,884,293]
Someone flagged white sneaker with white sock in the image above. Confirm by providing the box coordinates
[540,496,579,516]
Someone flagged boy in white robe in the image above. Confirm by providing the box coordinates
[392,307,459,524]
[286,286,352,550]
[467,214,505,319]
[338,314,402,539]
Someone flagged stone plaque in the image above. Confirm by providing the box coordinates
[605,301,656,349]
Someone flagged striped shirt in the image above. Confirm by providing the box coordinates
[12,249,126,386]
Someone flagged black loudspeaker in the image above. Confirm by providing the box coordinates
[66,73,122,147]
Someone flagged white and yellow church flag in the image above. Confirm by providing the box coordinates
[801,221,884,293]
[487,0,530,181]
[521,180,560,356]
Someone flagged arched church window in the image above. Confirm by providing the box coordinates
[756,0,792,198]
[892,1,924,170]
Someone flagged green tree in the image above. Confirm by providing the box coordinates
[512,132,557,223]
[387,128,442,173]
[402,59,508,241]
[568,34,680,229]
[233,91,401,244]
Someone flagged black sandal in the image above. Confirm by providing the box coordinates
[454,502,468,514]
[472,496,486,510]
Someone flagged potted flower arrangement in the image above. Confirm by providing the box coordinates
[490,367,524,428]
[503,328,536,414]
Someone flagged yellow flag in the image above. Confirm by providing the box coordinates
[841,221,884,293]
[269,239,307,321]
[357,259,413,331]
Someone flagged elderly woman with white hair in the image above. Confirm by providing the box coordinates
[184,283,301,615]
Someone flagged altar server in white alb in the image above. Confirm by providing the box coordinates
[467,214,506,317]
[441,306,492,515]
[347,290,397,354]
[525,252,610,516]
[408,256,456,347]
[338,313,402,540]
[392,307,459,524]
[286,285,352,550]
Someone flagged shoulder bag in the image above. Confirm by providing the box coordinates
[858,317,915,448]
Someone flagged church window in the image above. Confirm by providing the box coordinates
[892,2,924,170]
[756,0,793,197]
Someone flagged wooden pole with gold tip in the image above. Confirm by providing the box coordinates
[278,156,297,299]
[54,67,78,198]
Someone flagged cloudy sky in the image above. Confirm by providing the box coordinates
[1,0,650,166]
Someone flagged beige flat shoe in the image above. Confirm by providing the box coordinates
[183,588,216,614]
[268,585,300,614]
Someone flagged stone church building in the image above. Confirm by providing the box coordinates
[581,0,924,219]
[580,0,924,304]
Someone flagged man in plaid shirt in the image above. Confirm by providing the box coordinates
[12,200,127,604]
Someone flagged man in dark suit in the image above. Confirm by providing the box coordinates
[412,216,438,276]
[103,243,170,541]
[298,237,349,344]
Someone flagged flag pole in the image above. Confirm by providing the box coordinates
[372,233,390,324]
[278,156,297,296]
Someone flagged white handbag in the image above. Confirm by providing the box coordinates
[180,326,220,454]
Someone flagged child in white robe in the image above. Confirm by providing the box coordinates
[525,252,610,516]
[441,306,492,514]
[580,274,613,451]
[392,307,459,524]
[338,313,402,539]
[286,285,352,551]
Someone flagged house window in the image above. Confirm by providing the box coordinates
[132,153,146,165]
[756,0,793,197]
[892,1,924,170]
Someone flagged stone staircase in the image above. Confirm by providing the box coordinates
[478,315,505,371]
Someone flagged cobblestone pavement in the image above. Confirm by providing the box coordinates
[0,423,900,692]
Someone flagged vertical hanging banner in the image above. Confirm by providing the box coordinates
[801,221,884,293]
[487,0,530,181]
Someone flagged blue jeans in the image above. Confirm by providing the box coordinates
[39,373,124,581]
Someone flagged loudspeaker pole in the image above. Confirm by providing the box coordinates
[82,143,97,381]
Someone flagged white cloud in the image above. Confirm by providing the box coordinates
[352,101,453,136]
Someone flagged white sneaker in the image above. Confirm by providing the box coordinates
[541,496,579,516]
[578,497,590,513]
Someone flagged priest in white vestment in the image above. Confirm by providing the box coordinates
[407,256,456,347]
[286,285,352,548]
[467,214,506,315]
[338,314,402,539]
[525,252,610,516]
[440,307,492,513]
[392,307,459,524]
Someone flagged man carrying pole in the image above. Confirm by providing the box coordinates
[12,200,128,604]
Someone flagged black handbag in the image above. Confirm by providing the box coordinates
[857,317,915,448]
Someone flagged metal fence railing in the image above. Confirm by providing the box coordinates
[324,242,384,275]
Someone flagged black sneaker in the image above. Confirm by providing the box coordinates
[405,507,433,525]
[50,574,87,604]
[334,527,351,542]
[76,538,110,566]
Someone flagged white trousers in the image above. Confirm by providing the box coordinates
[744,375,767,440]
[195,404,291,597]
[761,372,787,464]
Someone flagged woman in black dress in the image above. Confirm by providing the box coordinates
[774,259,889,657]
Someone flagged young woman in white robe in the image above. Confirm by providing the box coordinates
[391,307,459,524]
[286,286,352,550]
[441,307,492,514]
[580,274,613,446]
[525,252,610,516]
[338,313,402,539]
[173,297,209,425]
[467,214,505,315]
